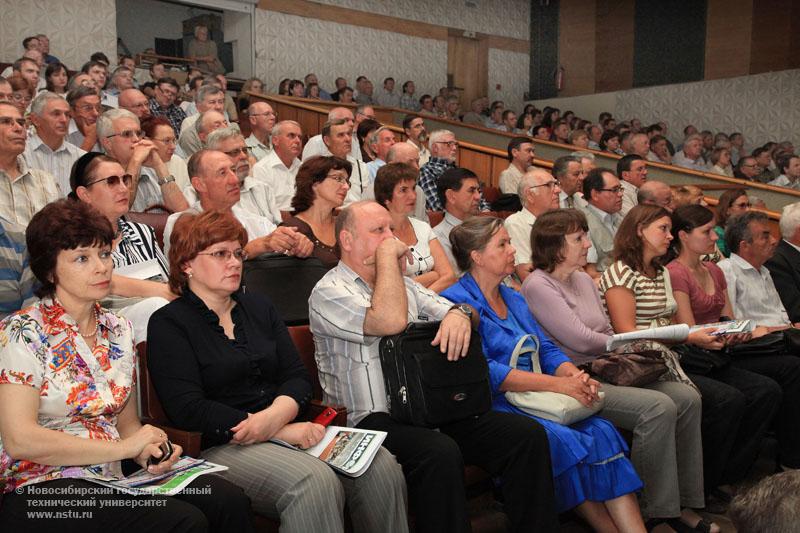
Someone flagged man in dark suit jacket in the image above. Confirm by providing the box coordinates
[766,204,800,323]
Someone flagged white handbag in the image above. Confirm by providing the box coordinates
[505,334,605,425]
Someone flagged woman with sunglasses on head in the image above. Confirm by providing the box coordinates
[713,188,750,258]
[147,210,407,533]
[70,152,175,342]
[143,116,191,196]
[0,199,253,532]
[280,156,351,268]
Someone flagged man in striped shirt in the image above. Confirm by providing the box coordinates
[25,92,85,195]
[0,216,36,318]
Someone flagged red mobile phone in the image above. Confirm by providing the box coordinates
[312,407,337,427]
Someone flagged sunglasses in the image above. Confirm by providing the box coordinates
[86,174,132,188]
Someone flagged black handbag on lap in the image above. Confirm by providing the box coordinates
[379,322,492,428]
[671,344,731,375]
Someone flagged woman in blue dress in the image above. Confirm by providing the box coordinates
[442,216,645,532]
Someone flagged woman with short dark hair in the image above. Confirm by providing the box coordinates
[280,156,352,268]
[442,216,646,532]
[0,199,252,531]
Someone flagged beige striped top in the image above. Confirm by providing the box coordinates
[599,260,676,329]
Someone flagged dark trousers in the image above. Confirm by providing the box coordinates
[732,353,800,467]
[358,410,559,533]
[689,365,781,490]
[0,475,254,533]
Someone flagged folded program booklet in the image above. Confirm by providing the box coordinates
[271,426,387,477]
[605,320,753,351]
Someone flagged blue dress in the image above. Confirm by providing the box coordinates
[442,274,642,511]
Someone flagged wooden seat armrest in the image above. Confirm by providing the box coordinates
[306,400,348,426]
[142,417,203,458]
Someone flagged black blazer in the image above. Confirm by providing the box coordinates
[765,239,800,323]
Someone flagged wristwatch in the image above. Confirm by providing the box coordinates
[450,304,473,321]
[157,174,176,186]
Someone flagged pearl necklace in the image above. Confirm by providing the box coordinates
[79,307,100,338]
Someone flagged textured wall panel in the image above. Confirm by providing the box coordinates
[312,0,530,41]
[0,0,117,70]
[255,10,447,99]
[488,48,529,113]
[615,69,800,149]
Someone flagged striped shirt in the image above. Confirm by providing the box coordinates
[23,131,85,196]
[113,218,169,278]
[131,167,164,212]
[0,156,62,226]
[0,217,37,319]
[309,261,453,425]
[599,260,675,329]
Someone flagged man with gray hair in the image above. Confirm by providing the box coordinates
[365,126,397,181]
[198,125,282,225]
[0,102,60,225]
[673,133,708,172]
[66,85,102,151]
[118,88,151,120]
[24,92,85,195]
[252,120,303,211]
[244,101,275,161]
[97,108,188,213]
[504,168,562,280]
[301,106,361,161]
[765,202,800,323]
[418,129,490,211]
[553,155,587,209]
[177,84,226,156]
[637,181,674,211]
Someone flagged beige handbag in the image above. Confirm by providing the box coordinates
[505,334,605,425]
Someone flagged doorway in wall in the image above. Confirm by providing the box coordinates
[447,32,489,109]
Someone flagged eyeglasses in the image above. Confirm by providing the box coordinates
[107,129,143,140]
[74,103,103,113]
[357,112,376,120]
[433,140,459,148]
[326,174,350,185]
[0,116,26,128]
[152,137,177,145]
[197,249,248,262]
[530,179,560,190]
[733,202,752,208]
[11,93,32,103]
[86,174,132,188]
[599,186,623,194]
[223,147,248,157]
[250,112,277,119]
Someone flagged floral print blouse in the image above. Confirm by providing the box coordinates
[0,298,135,493]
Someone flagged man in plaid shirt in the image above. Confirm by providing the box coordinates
[148,77,186,136]
[419,129,490,211]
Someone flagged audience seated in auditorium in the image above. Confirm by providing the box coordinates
[669,206,800,477]
[375,76,400,108]
[11,56,43,93]
[461,97,486,126]
[617,154,647,217]
[0,102,60,225]
[649,134,672,164]
[302,107,361,162]
[354,77,374,105]
[523,208,706,526]
[141,116,191,194]
[252,120,303,212]
[244,101,274,161]
[315,118,371,205]
[118,88,150,120]
[107,66,134,101]
[498,137,535,195]
[485,101,504,130]
[600,205,777,529]
[402,115,430,167]
[0,215,36,319]
[554,155,587,209]
[303,73,332,101]
[504,168,561,282]
[768,153,800,190]
[579,167,624,275]
[708,146,733,177]
[149,209,408,532]
[752,146,775,183]
[24,91,85,195]
[44,62,68,96]
[164,149,311,260]
[385,142,428,221]
[97,109,188,213]
[714,188,751,258]
[673,134,708,172]
[398,80,420,111]
[374,163,454,292]
[764,202,800,323]
[81,61,116,109]
[309,200,559,533]
[550,119,570,144]
[0,199,254,531]
[441,216,647,531]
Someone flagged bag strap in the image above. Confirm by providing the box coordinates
[508,333,542,373]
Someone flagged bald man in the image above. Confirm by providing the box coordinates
[504,168,563,280]
[302,106,361,161]
[118,88,150,120]
[245,101,275,161]
[638,180,674,211]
